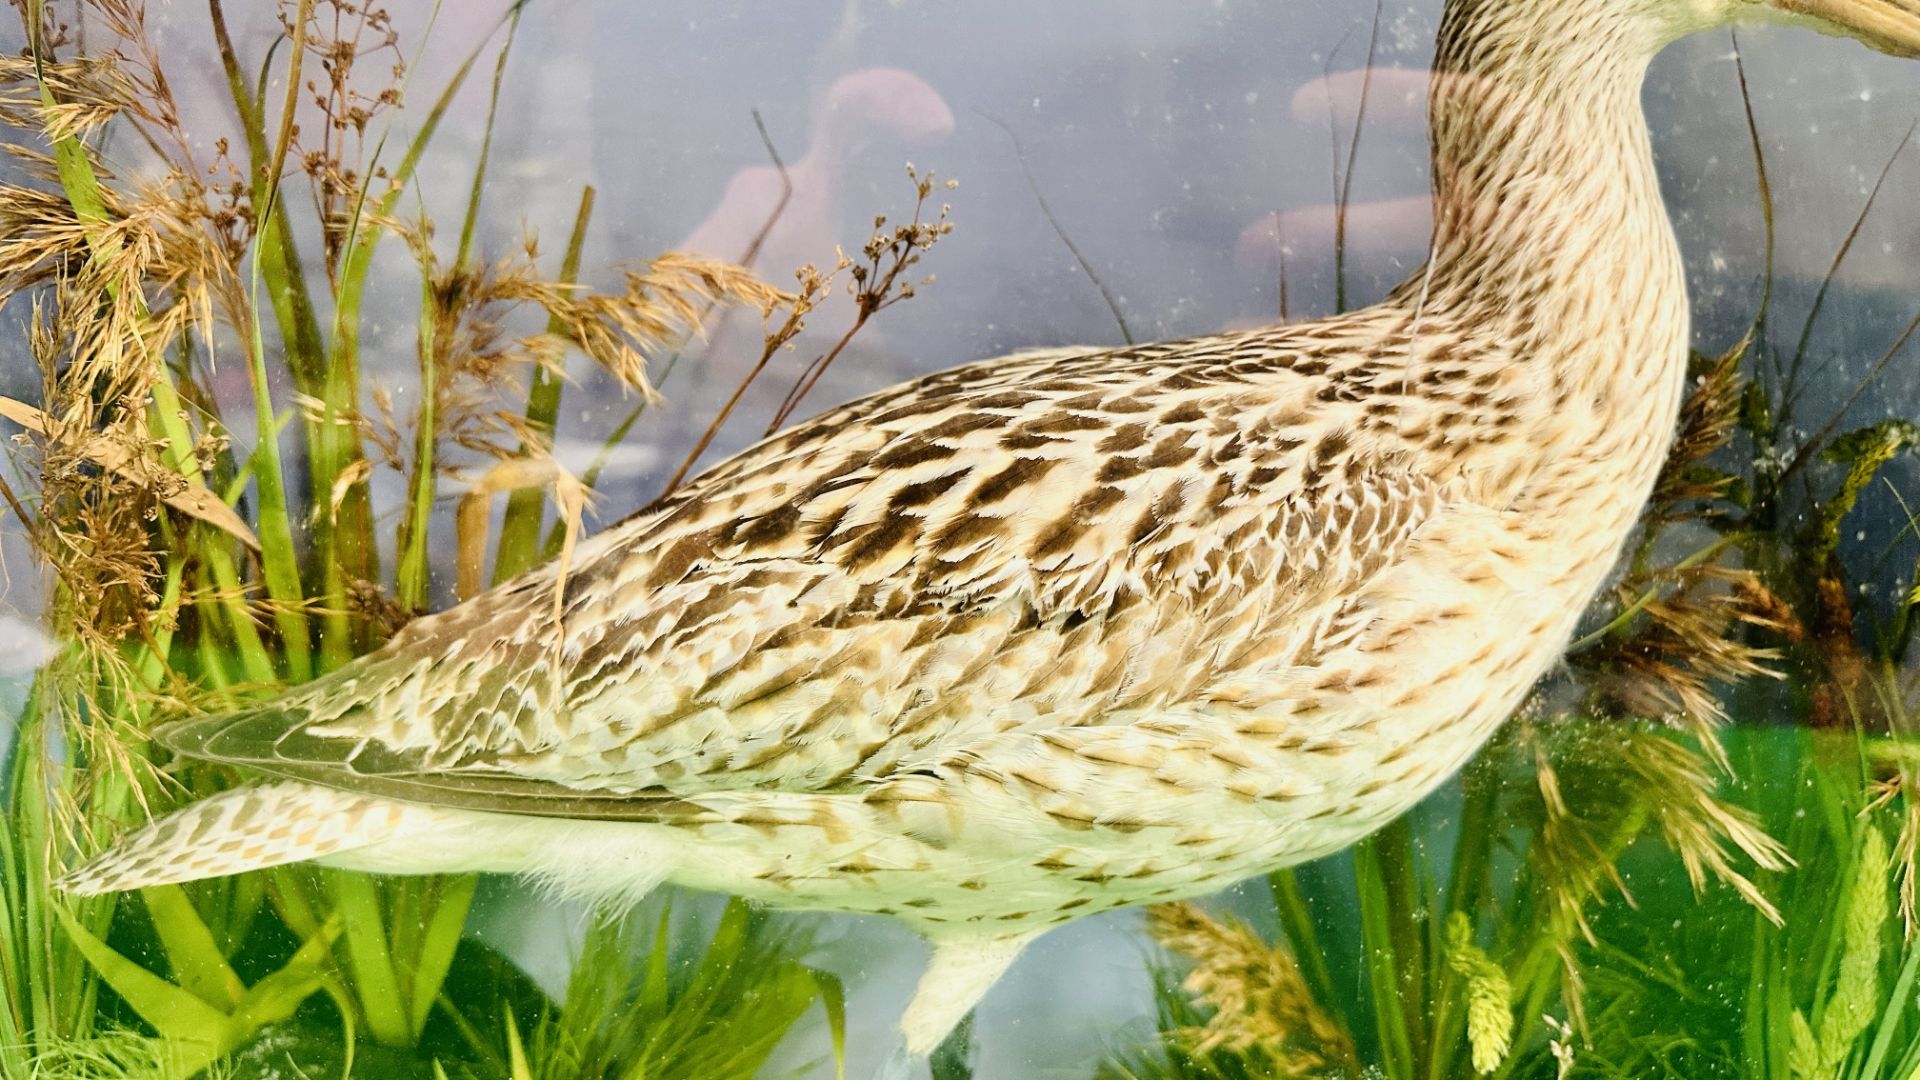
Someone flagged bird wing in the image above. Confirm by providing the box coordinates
[163,331,1446,818]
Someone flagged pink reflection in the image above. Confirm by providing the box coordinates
[1236,196,1435,268]
[1242,67,1525,291]
[658,66,955,461]
[1289,66,1431,129]
[679,67,956,276]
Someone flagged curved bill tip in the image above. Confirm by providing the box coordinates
[1777,0,1920,56]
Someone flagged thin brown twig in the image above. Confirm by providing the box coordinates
[0,473,43,561]
[1782,116,1917,417]
[769,311,866,432]
[765,170,953,432]
[1731,34,1776,351]
[1331,0,1385,315]
[1776,306,1920,495]
[662,271,823,496]
[740,108,794,272]
[978,110,1132,345]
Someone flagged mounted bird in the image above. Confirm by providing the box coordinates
[63,0,1920,1074]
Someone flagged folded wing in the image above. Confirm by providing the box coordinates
[164,334,1444,817]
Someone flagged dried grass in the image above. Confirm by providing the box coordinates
[1575,339,1796,763]
[1,0,889,1067]
[1145,901,1358,1076]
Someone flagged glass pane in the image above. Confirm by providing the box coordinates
[3,1,1918,1077]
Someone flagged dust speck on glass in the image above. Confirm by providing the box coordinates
[3,1,1920,1078]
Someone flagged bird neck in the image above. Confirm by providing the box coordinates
[1397,0,1693,460]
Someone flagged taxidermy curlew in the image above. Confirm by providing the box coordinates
[64,0,1920,1073]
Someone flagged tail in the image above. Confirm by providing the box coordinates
[58,782,438,896]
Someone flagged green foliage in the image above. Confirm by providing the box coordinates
[52,897,338,1075]
[1,0,846,1074]
[1120,726,1920,1080]
[475,899,846,1080]
[12,1029,227,1080]
[1807,422,1920,568]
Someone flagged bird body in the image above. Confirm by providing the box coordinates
[64,0,1920,1064]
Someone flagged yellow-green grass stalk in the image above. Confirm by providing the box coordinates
[316,0,504,655]
[395,258,442,614]
[399,4,520,613]
[1354,822,1424,1080]
[233,0,320,685]
[497,185,597,584]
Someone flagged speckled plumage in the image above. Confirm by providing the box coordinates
[63,0,1920,1063]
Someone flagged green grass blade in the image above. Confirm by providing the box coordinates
[240,326,312,682]
[265,869,323,942]
[1355,838,1416,1080]
[454,13,518,272]
[26,0,111,241]
[1378,821,1429,1069]
[505,1010,532,1080]
[1442,758,1499,919]
[139,887,242,1009]
[497,184,596,584]
[234,1,317,683]
[408,876,477,1038]
[327,873,411,1046]
[1745,912,1783,1079]
[1266,869,1344,1031]
[199,544,279,687]
[2,677,69,1057]
[52,904,234,1061]
[637,903,675,1022]
[395,264,441,614]
[809,967,848,1080]
[228,915,341,1033]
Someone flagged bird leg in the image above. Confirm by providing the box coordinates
[905,929,1038,1051]
[869,930,1036,1080]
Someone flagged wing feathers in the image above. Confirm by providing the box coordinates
[159,324,1449,815]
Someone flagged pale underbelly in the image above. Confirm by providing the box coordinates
[664,529,1597,927]
[535,578,1581,933]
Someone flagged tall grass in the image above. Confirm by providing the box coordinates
[0,0,954,1073]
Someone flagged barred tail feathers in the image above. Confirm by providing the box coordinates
[58,782,437,896]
